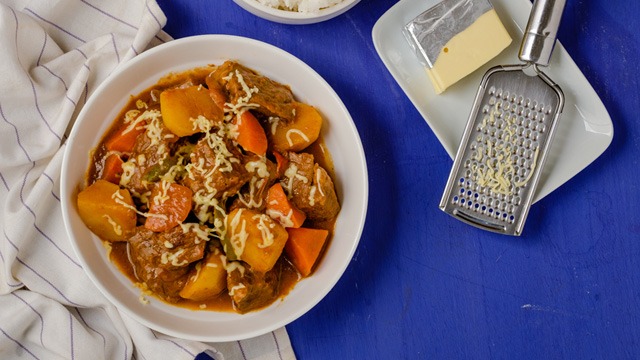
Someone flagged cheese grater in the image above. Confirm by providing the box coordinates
[440,0,566,236]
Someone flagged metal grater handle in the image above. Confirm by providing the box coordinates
[519,0,567,67]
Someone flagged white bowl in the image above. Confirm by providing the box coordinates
[60,35,368,342]
[233,0,360,24]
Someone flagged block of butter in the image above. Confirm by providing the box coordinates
[403,0,512,94]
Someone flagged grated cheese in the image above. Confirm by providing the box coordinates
[111,190,168,221]
[220,255,245,277]
[266,208,294,228]
[152,180,171,206]
[191,262,203,282]
[160,248,188,266]
[253,214,275,248]
[102,240,113,258]
[119,158,136,187]
[179,223,212,244]
[191,115,213,133]
[192,189,226,229]
[283,164,298,196]
[222,70,261,118]
[308,185,316,206]
[285,129,310,147]
[245,159,270,178]
[472,102,540,196]
[136,99,148,109]
[229,283,246,297]
[102,215,122,236]
[315,168,325,197]
[268,117,280,135]
[234,70,260,105]
[228,209,248,257]
[238,176,265,209]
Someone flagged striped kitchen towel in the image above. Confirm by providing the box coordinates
[0,1,294,359]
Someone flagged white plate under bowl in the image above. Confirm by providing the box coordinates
[60,35,368,342]
[372,0,613,203]
[233,0,360,25]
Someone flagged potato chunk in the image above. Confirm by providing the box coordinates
[160,85,223,137]
[77,180,136,242]
[223,208,288,272]
[269,102,322,152]
[179,247,228,301]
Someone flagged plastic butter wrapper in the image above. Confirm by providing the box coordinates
[403,0,512,94]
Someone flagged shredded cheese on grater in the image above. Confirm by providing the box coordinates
[472,102,540,196]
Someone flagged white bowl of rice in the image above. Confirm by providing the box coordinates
[233,0,360,24]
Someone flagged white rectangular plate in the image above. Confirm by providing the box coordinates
[372,0,613,202]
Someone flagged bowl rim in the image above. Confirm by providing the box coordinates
[60,34,368,341]
[232,0,361,24]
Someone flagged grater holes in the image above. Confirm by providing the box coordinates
[532,132,539,142]
[525,149,534,159]
[518,167,527,177]
[532,112,539,122]
[538,123,547,133]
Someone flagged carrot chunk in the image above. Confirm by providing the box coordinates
[101,154,124,184]
[273,151,289,177]
[236,111,268,156]
[145,182,193,232]
[284,227,329,277]
[266,183,306,228]
[104,122,145,153]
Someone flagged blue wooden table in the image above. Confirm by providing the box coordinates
[157,0,640,358]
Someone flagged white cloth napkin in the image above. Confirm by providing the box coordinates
[0,1,295,359]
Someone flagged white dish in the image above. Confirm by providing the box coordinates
[232,0,360,25]
[372,0,613,202]
[60,35,368,342]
